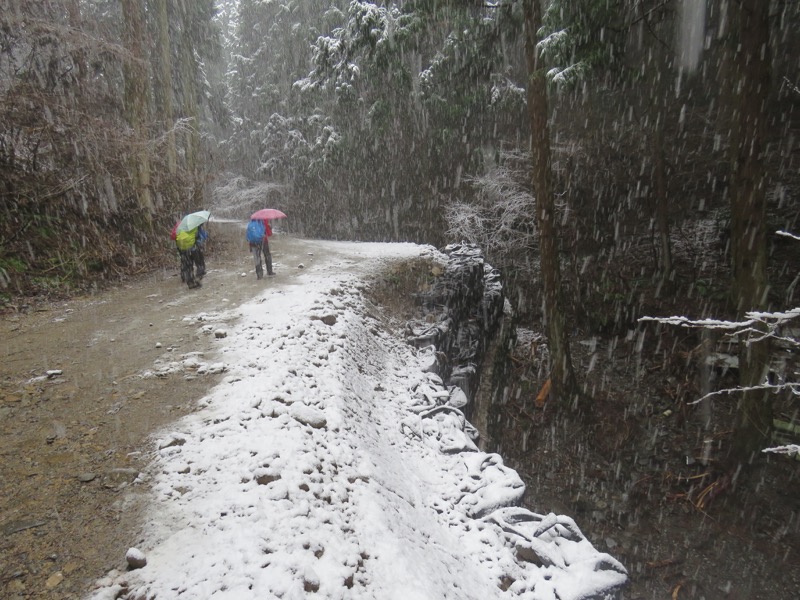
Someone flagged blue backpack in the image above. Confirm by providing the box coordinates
[246,220,265,243]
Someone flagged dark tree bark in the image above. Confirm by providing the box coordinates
[654,108,672,282]
[152,0,177,175]
[729,0,771,467]
[176,0,201,184]
[522,0,578,406]
[65,0,87,86]
[121,0,154,218]
[636,3,675,286]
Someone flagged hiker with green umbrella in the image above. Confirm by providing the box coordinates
[174,210,210,289]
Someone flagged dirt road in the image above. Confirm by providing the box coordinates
[0,222,317,598]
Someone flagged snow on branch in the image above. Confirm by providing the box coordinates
[537,29,569,56]
[641,302,800,459]
[782,77,800,97]
[211,175,287,218]
[640,308,800,347]
[638,315,751,330]
[445,153,538,266]
[776,229,800,242]
[688,382,800,406]
[546,62,590,86]
[763,444,800,458]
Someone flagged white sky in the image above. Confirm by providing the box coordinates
[88,239,627,600]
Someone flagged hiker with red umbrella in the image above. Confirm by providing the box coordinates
[246,209,286,279]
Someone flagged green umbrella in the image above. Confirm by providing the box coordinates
[176,210,211,233]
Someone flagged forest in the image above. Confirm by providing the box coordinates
[1,0,799,541]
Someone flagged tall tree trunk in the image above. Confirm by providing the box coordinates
[152,0,177,175]
[177,0,201,188]
[729,0,771,468]
[638,4,674,287]
[654,111,672,283]
[522,0,577,406]
[65,0,87,85]
[121,0,154,220]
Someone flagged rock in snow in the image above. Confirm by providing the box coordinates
[289,403,327,429]
[125,548,146,570]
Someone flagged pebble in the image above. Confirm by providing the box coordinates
[290,404,327,429]
[126,547,147,570]
[207,362,226,374]
[106,468,139,485]
[63,560,81,574]
[264,480,290,501]
[158,434,186,450]
[45,572,63,589]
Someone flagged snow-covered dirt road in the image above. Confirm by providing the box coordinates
[1,221,626,599]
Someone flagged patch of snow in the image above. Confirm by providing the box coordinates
[90,240,626,599]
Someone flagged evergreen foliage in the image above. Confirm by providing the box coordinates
[539,0,629,86]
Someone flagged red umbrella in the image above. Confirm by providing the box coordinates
[251,209,287,220]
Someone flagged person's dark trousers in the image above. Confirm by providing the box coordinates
[179,249,198,287]
[176,245,185,282]
[193,246,206,279]
[251,241,273,279]
[264,239,273,276]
